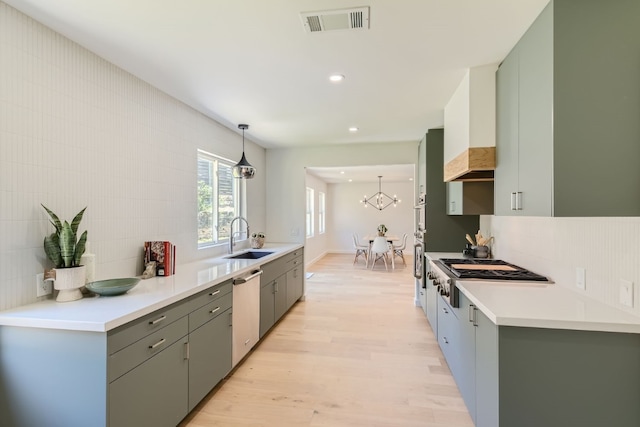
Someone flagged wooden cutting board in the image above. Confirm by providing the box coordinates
[451,264,517,271]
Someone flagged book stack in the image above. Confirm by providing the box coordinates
[144,241,176,276]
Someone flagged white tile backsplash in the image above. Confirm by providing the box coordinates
[482,215,640,317]
[0,2,264,310]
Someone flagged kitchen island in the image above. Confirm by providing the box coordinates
[425,252,640,427]
[0,243,304,427]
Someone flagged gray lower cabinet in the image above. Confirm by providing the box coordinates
[418,286,427,317]
[453,292,476,424]
[187,292,233,411]
[285,259,303,308]
[441,297,640,427]
[436,294,459,376]
[260,273,286,338]
[109,279,233,426]
[0,279,234,427]
[474,308,498,427]
[109,334,189,427]
[259,248,304,338]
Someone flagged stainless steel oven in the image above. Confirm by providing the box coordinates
[413,193,427,308]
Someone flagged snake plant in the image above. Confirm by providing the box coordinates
[42,204,87,268]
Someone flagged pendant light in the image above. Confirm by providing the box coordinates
[232,124,256,179]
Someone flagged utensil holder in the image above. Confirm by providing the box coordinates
[473,245,489,258]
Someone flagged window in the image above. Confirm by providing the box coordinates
[318,191,326,234]
[197,150,244,248]
[306,187,314,238]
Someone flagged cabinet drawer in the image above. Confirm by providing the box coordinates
[108,301,191,355]
[189,292,232,332]
[282,249,303,264]
[285,256,303,272]
[189,280,232,312]
[437,295,459,373]
[261,258,285,285]
[109,316,188,382]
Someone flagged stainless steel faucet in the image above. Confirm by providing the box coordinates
[229,216,250,254]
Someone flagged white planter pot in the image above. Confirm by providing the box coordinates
[50,266,86,302]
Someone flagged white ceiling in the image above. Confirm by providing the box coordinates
[307,164,414,184]
[5,0,549,151]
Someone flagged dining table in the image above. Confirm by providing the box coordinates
[363,235,400,269]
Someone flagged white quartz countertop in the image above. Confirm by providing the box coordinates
[0,243,303,333]
[426,252,640,334]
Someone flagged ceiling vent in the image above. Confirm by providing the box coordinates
[301,7,370,33]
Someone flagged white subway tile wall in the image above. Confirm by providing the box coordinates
[0,3,256,310]
[482,216,640,317]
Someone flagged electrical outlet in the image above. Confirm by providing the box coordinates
[36,273,52,297]
[576,267,586,290]
[620,279,634,307]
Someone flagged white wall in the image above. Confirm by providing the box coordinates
[303,172,327,265]
[0,3,266,310]
[482,215,640,317]
[266,142,418,254]
[328,180,413,253]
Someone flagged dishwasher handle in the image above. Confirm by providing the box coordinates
[233,269,263,285]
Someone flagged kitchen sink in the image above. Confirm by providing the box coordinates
[226,251,274,260]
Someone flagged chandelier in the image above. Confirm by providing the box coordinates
[360,176,400,210]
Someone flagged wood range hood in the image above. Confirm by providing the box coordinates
[444,146,495,182]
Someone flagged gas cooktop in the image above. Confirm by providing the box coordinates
[436,258,549,281]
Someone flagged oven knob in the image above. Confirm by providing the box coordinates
[427,271,436,280]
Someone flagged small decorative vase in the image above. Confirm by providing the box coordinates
[251,237,265,249]
[378,231,385,237]
[48,266,86,302]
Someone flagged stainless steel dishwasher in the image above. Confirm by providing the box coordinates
[232,269,262,367]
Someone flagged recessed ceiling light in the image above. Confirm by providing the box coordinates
[348,179,353,182]
[409,178,414,181]
[348,127,359,132]
[340,171,345,174]
[329,74,345,83]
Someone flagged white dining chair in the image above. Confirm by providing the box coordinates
[369,236,392,270]
[392,233,408,266]
[352,233,369,265]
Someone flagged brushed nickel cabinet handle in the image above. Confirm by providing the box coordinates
[184,342,190,360]
[209,290,221,297]
[210,306,221,315]
[149,338,166,349]
[149,315,166,325]
[516,192,523,210]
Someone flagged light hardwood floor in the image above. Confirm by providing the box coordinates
[180,253,474,427]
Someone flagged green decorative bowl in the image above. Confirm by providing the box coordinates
[86,278,141,296]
